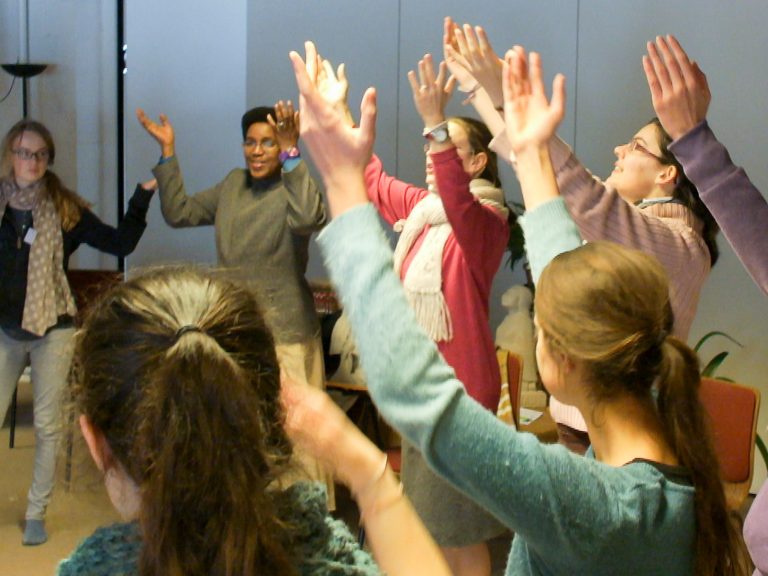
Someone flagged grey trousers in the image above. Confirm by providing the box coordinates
[0,326,75,520]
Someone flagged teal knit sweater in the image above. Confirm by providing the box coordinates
[57,482,379,575]
[318,201,697,575]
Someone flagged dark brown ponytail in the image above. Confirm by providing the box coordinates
[74,267,297,576]
[656,338,749,576]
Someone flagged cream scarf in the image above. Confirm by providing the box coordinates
[0,178,76,336]
[393,178,508,342]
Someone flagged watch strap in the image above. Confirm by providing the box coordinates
[279,146,301,163]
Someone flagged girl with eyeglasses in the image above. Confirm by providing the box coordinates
[444,20,719,454]
[644,34,768,575]
[0,118,154,545]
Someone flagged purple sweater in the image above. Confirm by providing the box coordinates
[670,120,768,296]
[670,121,768,576]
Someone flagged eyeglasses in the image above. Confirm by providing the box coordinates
[242,138,277,151]
[13,148,50,162]
[626,139,664,162]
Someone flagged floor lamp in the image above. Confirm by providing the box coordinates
[2,63,47,119]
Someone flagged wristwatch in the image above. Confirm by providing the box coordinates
[279,146,301,163]
[423,121,450,144]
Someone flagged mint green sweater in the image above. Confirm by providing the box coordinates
[318,200,696,575]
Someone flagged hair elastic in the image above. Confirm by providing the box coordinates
[175,324,203,340]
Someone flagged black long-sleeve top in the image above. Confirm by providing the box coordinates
[0,184,153,339]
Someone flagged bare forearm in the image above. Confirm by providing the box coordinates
[354,464,451,576]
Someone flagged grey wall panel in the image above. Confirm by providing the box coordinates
[124,0,248,269]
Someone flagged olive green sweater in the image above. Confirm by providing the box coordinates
[154,157,326,343]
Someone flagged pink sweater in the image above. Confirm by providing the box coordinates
[364,148,509,411]
[547,137,711,430]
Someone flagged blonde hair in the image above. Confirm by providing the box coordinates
[535,241,748,576]
[1,119,89,231]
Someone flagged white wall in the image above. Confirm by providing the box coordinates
[2,0,767,489]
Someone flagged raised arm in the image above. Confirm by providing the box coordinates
[69,179,154,257]
[500,47,581,283]
[281,379,450,576]
[443,18,505,138]
[645,35,768,295]
[269,100,327,233]
[411,53,508,271]
[137,109,220,227]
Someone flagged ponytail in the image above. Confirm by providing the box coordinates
[656,337,749,576]
[137,334,296,576]
[74,267,299,576]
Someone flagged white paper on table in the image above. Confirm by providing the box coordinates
[519,407,543,425]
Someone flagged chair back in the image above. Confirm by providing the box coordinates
[699,377,760,510]
[66,269,124,325]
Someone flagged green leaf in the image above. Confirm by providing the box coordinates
[701,351,729,377]
[693,330,743,352]
[757,435,768,472]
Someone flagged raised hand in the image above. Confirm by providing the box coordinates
[643,35,710,140]
[502,47,565,156]
[317,58,354,125]
[442,17,475,91]
[407,54,455,128]
[267,100,300,150]
[289,41,376,216]
[136,108,175,158]
[447,19,504,109]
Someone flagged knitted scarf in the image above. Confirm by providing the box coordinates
[0,178,76,336]
[393,178,508,342]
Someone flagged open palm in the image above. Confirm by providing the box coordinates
[502,48,565,155]
[136,108,175,156]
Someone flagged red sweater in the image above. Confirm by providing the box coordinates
[364,148,509,410]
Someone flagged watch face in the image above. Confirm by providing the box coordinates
[432,126,450,143]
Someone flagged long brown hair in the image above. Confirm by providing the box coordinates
[536,241,748,576]
[73,266,297,576]
[650,117,719,266]
[448,116,501,187]
[1,119,89,231]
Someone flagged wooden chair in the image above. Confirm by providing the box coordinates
[699,377,761,510]
[7,269,123,449]
[497,348,558,443]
